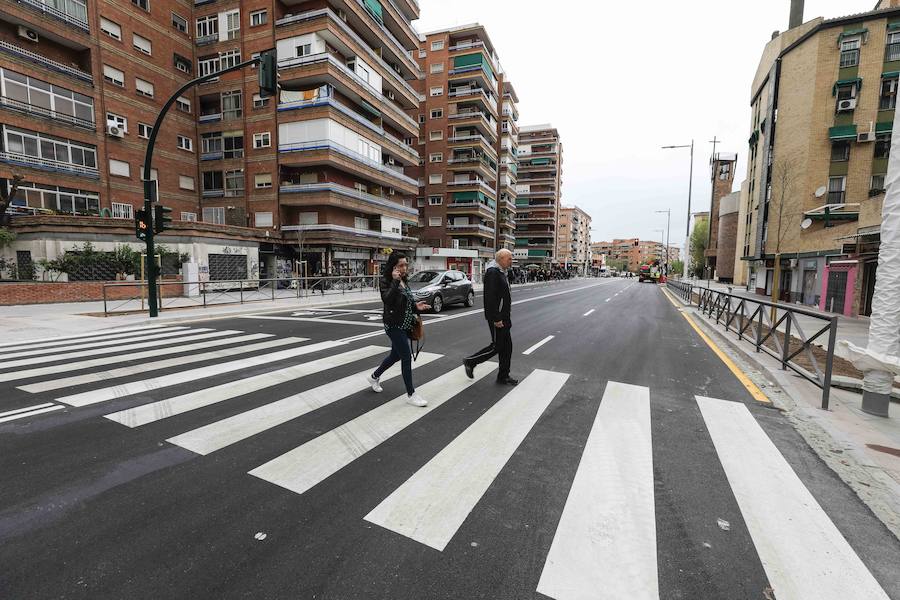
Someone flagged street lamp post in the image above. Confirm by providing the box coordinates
[662,141,694,280]
[655,209,671,275]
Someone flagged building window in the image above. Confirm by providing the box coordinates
[196,15,217,39]
[431,109,443,119]
[179,175,195,190]
[111,202,134,219]
[131,0,149,11]
[871,174,886,192]
[431,63,444,74]
[176,96,191,113]
[430,86,443,97]
[839,37,860,68]
[106,112,127,133]
[875,132,892,159]
[220,49,241,69]
[174,54,192,74]
[429,174,442,184]
[109,159,130,177]
[254,174,273,189]
[428,195,443,205]
[133,33,152,55]
[225,10,240,39]
[888,31,900,62]
[295,43,312,57]
[103,65,125,87]
[429,153,443,163]
[431,40,444,51]
[253,132,271,148]
[830,141,850,162]
[135,78,154,98]
[100,17,122,40]
[255,211,273,227]
[0,69,95,126]
[429,130,443,141]
[828,176,846,203]
[140,167,158,181]
[419,50,426,59]
[252,94,269,108]
[172,13,187,33]
[138,123,152,138]
[202,206,225,224]
[416,197,426,207]
[225,169,244,196]
[177,135,193,151]
[880,77,898,110]
[429,217,442,226]
[181,211,197,221]
[250,9,267,26]
[222,91,242,119]
[198,55,219,77]
[224,132,244,158]
[418,114,426,124]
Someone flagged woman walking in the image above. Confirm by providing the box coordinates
[368,252,430,407]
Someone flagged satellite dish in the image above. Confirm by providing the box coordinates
[815,186,827,198]
[801,218,813,230]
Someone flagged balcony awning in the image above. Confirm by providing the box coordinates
[883,71,900,79]
[363,0,383,23]
[832,78,862,96]
[837,29,868,45]
[876,121,894,133]
[828,124,858,140]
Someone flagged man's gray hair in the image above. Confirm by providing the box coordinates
[496,249,513,260]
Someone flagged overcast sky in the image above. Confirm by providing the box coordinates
[416,0,878,250]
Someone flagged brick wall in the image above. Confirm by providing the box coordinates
[0,278,183,305]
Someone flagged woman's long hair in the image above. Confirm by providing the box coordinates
[381,252,408,286]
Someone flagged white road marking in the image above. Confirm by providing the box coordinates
[537,381,658,600]
[365,369,569,551]
[523,335,555,355]
[0,402,56,418]
[697,396,890,600]
[249,363,499,496]
[17,335,294,393]
[0,327,195,361]
[0,330,244,371]
[168,352,443,455]
[103,345,386,428]
[238,316,384,328]
[0,404,65,424]
[583,309,595,316]
[56,340,343,407]
[0,324,169,351]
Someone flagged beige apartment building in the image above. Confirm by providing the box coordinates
[556,205,591,273]
[736,0,900,315]
[515,124,562,266]
[496,79,520,252]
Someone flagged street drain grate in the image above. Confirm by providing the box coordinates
[866,444,900,458]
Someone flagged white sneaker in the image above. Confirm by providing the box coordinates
[367,374,383,393]
[406,392,427,407]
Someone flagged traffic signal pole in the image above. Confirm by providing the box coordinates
[142,51,276,317]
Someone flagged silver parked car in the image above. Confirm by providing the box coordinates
[407,269,475,313]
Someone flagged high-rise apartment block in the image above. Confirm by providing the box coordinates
[496,79,519,252]
[515,124,562,266]
[556,205,591,273]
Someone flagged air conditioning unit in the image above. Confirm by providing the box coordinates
[837,98,857,112]
[386,90,396,101]
[857,130,876,143]
[106,123,124,138]
[17,26,39,43]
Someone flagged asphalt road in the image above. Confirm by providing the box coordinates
[1,278,898,600]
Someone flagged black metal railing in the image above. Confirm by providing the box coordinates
[666,281,838,409]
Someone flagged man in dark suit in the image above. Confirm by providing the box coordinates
[464,249,517,386]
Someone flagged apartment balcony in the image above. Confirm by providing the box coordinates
[279,182,419,223]
[277,139,419,194]
[518,175,556,184]
[447,201,495,220]
[502,104,519,122]
[519,134,558,145]
[449,41,499,72]
[281,223,417,248]
[9,0,90,33]
[448,63,497,95]
[448,110,497,140]
[277,51,418,137]
[0,151,98,179]
[448,133,498,161]
[447,156,497,180]
[275,8,421,107]
[355,0,419,53]
[198,112,223,124]
[448,86,498,116]
[499,231,516,243]
[0,96,95,131]
[447,178,497,197]
[0,41,91,84]
[196,34,218,47]
[446,223,496,238]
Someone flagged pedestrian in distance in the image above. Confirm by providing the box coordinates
[463,249,518,386]
[368,252,431,407]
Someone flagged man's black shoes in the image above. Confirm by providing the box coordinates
[464,360,475,380]
[496,377,519,386]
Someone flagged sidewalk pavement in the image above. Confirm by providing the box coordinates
[0,278,575,344]
[672,286,900,540]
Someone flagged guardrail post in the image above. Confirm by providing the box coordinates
[821,317,838,410]
[240,281,243,304]
[781,312,792,370]
[272,279,276,301]
[103,284,108,317]
[202,281,207,307]
[756,306,764,352]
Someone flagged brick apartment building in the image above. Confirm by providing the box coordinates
[1,0,423,279]
[556,205,591,273]
[593,238,664,273]
[496,79,519,253]
[515,123,562,266]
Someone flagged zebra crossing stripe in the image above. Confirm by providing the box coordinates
[0,330,243,371]
[167,352,443,455]
[249,363,499,496]
[0,324,169,350]
[16,335,291,393]
[364,369,569,551]
[0,404,65,424]
[537,381,658,600]
[697,396,890,600]
[56,340,344,408]
[103,345,386,428]
[0,327,193,360]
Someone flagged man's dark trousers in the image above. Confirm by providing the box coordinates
[466,320,512,380]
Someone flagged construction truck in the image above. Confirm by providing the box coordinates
[638,260,662,283]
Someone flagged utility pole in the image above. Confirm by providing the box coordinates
[141,50,277,317]
[656,209,671,275]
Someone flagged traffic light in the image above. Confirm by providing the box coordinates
[258,50,278,98]
[135,209,149,241]
[153,204,172,234]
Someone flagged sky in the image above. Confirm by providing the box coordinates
[416,0,880,251]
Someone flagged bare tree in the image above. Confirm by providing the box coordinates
[769,158,802,314]
[0,174,25,227]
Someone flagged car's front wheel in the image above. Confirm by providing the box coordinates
[431,294,443,313]
[465,290,475,307]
